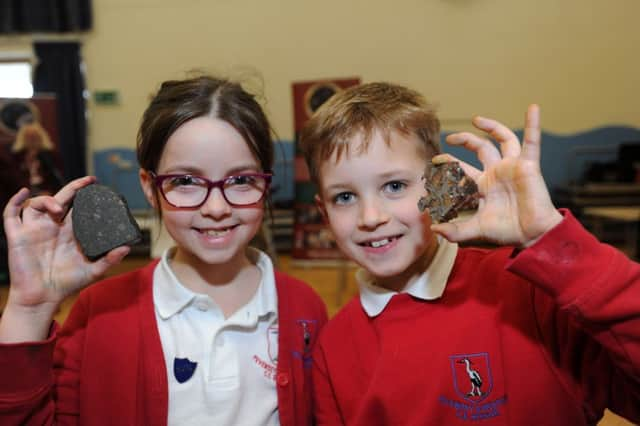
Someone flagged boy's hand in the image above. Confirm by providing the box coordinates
[0,177,129,342]
[430,104,562,247]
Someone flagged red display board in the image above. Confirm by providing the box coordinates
[291,78,360,260]
[0,95,61,202]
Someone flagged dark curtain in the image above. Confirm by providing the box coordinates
[0,0,92,34]
[33,42,87,181]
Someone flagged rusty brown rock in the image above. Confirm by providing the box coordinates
[418,162,479,223]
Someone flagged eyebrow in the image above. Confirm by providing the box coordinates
[160,164,261,176]
[323,169,416,192]
[323,182,352,193]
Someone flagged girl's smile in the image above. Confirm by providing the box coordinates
[140,116,265,284]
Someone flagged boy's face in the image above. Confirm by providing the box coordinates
[315,129,438,290]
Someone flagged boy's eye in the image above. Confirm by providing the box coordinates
[384,180,407,193]
[333,192,355,205]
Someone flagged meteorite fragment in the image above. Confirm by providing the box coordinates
[418,161,479,223]
[72,184,142,260]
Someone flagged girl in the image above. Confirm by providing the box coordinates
[0,75,327,425]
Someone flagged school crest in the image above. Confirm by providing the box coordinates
[173,357,197,383]
[450,353,493,403]
[267,324,279,364]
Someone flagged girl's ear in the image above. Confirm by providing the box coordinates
[139,169,158,209]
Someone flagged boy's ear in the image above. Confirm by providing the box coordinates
[314,194,329,224]
[139,169,158,209]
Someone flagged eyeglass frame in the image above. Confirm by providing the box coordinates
[149,171,273,208]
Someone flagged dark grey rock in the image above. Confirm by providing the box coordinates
[72,184,142,260]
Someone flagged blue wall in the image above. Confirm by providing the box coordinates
[442,126,640,193]
[93,126,640,211]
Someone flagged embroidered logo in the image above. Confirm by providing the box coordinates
[267,324,279,365]
[173,357,197,383]
[450,353,492,403]
[439,353,506,421]
[253,354,277,381]
[292,319,319,368]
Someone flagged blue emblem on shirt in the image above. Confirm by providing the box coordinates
[174,357,197,383]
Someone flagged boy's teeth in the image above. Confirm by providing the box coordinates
[370,238,390,248]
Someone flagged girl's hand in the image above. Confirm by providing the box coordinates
[431,104,562,247]
[0,177,129,342]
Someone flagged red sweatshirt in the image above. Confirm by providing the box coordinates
[0,261,328,425]
[313,212,640,425]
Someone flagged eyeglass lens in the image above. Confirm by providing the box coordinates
[160,175,268,207]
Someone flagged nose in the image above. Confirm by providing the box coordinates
[357,196,389,230]
[199,187,232,218]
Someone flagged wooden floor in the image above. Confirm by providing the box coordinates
[0,254,634,425]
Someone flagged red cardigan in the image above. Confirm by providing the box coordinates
[312,212,640,425]
[0,261,328,425]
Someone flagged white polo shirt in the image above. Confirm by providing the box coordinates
[153,247,280,425]
[357,237,458,317]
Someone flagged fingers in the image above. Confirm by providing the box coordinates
[26,176,96,223]
[4,177,97,232]
[445,132,502,168]
[3,189,64,230]
[431,216,480,243]
[448,105,541,166]
[3,188,31,239]
[472,116,521,158]
[53,176,96,209]
[521,104,541,162]
[432,154,482,181]
[89,246,130,276]
[21,195,65,222]
[3,187,30,220]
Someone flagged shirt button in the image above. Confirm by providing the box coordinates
[276,372,289,387]
[196,301,208,311]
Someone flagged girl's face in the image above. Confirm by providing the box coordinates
[140,116,265,270]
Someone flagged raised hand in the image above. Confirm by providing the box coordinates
[0,177,130,342]
[430,104,562,247]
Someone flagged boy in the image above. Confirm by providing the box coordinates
[299,82,640,425]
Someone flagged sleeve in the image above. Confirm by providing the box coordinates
[0,292,90,426]
[312,339,345,426]
[51,294,90,424]
[507,210,640,421]
[0,325,57,425]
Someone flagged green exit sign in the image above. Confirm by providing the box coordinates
[94,90,120,105]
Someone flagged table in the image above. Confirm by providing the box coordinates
[582,206,640,259]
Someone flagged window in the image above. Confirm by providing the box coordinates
[0,60,33,98]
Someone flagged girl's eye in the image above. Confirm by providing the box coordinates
[227,175,255,186]
[333,192,355,205]
[384,180,407,193]
[169,175,203,187]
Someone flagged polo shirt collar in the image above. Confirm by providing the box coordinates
[154,246,278,320]
[244,247,278,320]
[357,237,458,317]
[154,247,194,319]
